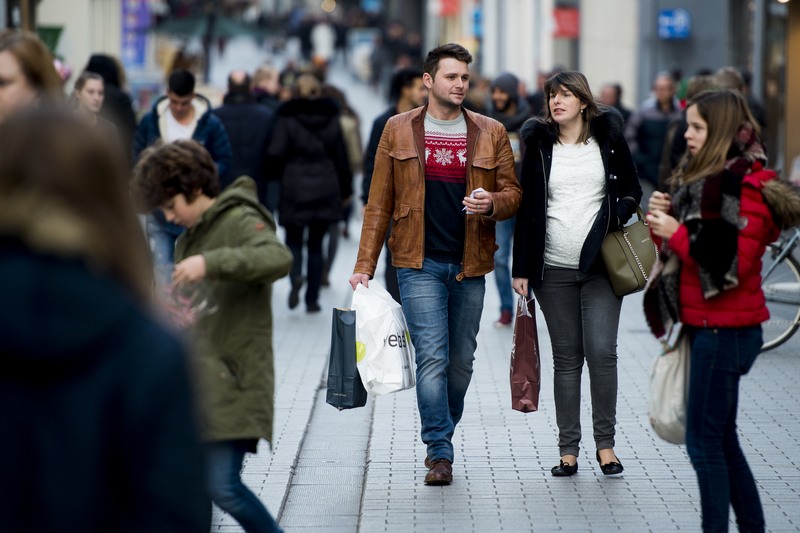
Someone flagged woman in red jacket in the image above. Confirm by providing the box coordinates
[646,89,800,532]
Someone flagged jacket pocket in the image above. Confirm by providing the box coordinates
[388,204,422,261]
[472,156,499,190]
[390,148,418,161]
[219,330,268,391]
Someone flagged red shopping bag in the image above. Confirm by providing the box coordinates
[510,295,541,413]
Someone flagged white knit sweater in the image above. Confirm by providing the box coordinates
[544,137,606,268]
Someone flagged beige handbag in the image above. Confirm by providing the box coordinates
[648,327,690,444]
[600,207,659,297]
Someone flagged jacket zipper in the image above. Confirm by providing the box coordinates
[539,147,548,283]
[415,133,426,269]
[459,129,481,280]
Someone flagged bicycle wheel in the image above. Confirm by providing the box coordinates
[761,243,800,351]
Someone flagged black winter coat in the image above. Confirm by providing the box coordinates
[512,109,642,288]
[0,243,209,533]
[213,93,275,197]
[267,98,353,225]
[361,105,397,205]
[85,54,137,160]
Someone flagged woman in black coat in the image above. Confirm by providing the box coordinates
[267,74,352,312]
[512,71,641,478]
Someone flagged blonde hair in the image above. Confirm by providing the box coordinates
[293,73,321,99]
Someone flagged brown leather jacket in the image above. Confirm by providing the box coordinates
[354,104,521,279]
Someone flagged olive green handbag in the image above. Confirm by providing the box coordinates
[600,208,659,297]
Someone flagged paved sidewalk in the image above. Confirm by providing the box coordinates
[208,40,800,533]
[216,217,800,532]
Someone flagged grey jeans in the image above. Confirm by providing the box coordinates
[533,265,622,458]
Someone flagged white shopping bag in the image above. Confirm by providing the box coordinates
[351,281,416,395]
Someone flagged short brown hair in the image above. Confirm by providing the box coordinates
[423,43,472,79]
[131,140,220,212]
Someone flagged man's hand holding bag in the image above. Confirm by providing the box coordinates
[351,281,416,395]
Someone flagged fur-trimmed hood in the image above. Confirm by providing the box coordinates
[760,176,800,229]
[520,106,625,146]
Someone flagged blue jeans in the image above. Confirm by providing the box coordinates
[205,441,283,533]
[685,326,765,533]
[533,265,622,457]
[397,258,486,463]
[146,211,184,266]
[493,216,515,313]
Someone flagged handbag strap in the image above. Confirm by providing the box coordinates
[621,207,659,282]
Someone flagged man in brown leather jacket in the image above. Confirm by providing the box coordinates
[349,43,521,486]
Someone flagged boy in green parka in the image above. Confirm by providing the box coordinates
[132,139,291,533]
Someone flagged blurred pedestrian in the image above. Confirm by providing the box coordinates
[645,89,800,532]
[488,72,531,327]
[71,70,117,139]
[0,29,63,123]
[526,70,549,117]
[625,72,681,204]
[84,53,137,159]
[598,82,632,124]
[512,71,641,478]
[311,16,336,75]
[0,109,209,533]
[133,69,232,270]
[350,43,520,485]
[361,67,427,302]
[268,73,352,312]
[253,63,282,111]
[131,140,292,533]
[213,69,275,205]
[320,83,361,285]
[657,74,717,191]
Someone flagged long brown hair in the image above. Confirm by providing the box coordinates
[0,109,153,304]
[542,70,602,144]
[0,30,64,105]
[673,89,760,186]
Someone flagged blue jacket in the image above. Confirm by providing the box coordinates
[133,93,232,177]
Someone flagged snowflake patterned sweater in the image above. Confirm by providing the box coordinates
[423,113,468,264]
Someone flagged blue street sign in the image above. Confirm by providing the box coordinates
[658,8,691,40]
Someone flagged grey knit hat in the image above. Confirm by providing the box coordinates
[491,72,520,103]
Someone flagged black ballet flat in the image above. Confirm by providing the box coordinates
[596,450,624,476]
[551,459,578,477]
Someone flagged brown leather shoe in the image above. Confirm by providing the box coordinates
[424,459,453,485]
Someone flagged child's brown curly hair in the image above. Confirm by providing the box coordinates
[131,140,220,212]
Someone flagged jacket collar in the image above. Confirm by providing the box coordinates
[520,107,624,146]
[411,104,479,167]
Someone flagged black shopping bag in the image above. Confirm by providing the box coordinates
[326,308,368,410]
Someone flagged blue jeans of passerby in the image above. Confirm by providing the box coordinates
[397,258,485,463]
[533,265,622,458]
[685,326,765,533]
[146,211,184,266]
[205,440,283,533]
[493,216,515,314]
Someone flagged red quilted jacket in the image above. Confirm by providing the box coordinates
[667,168,780,328]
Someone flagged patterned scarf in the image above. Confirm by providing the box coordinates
[644,124,766,339]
